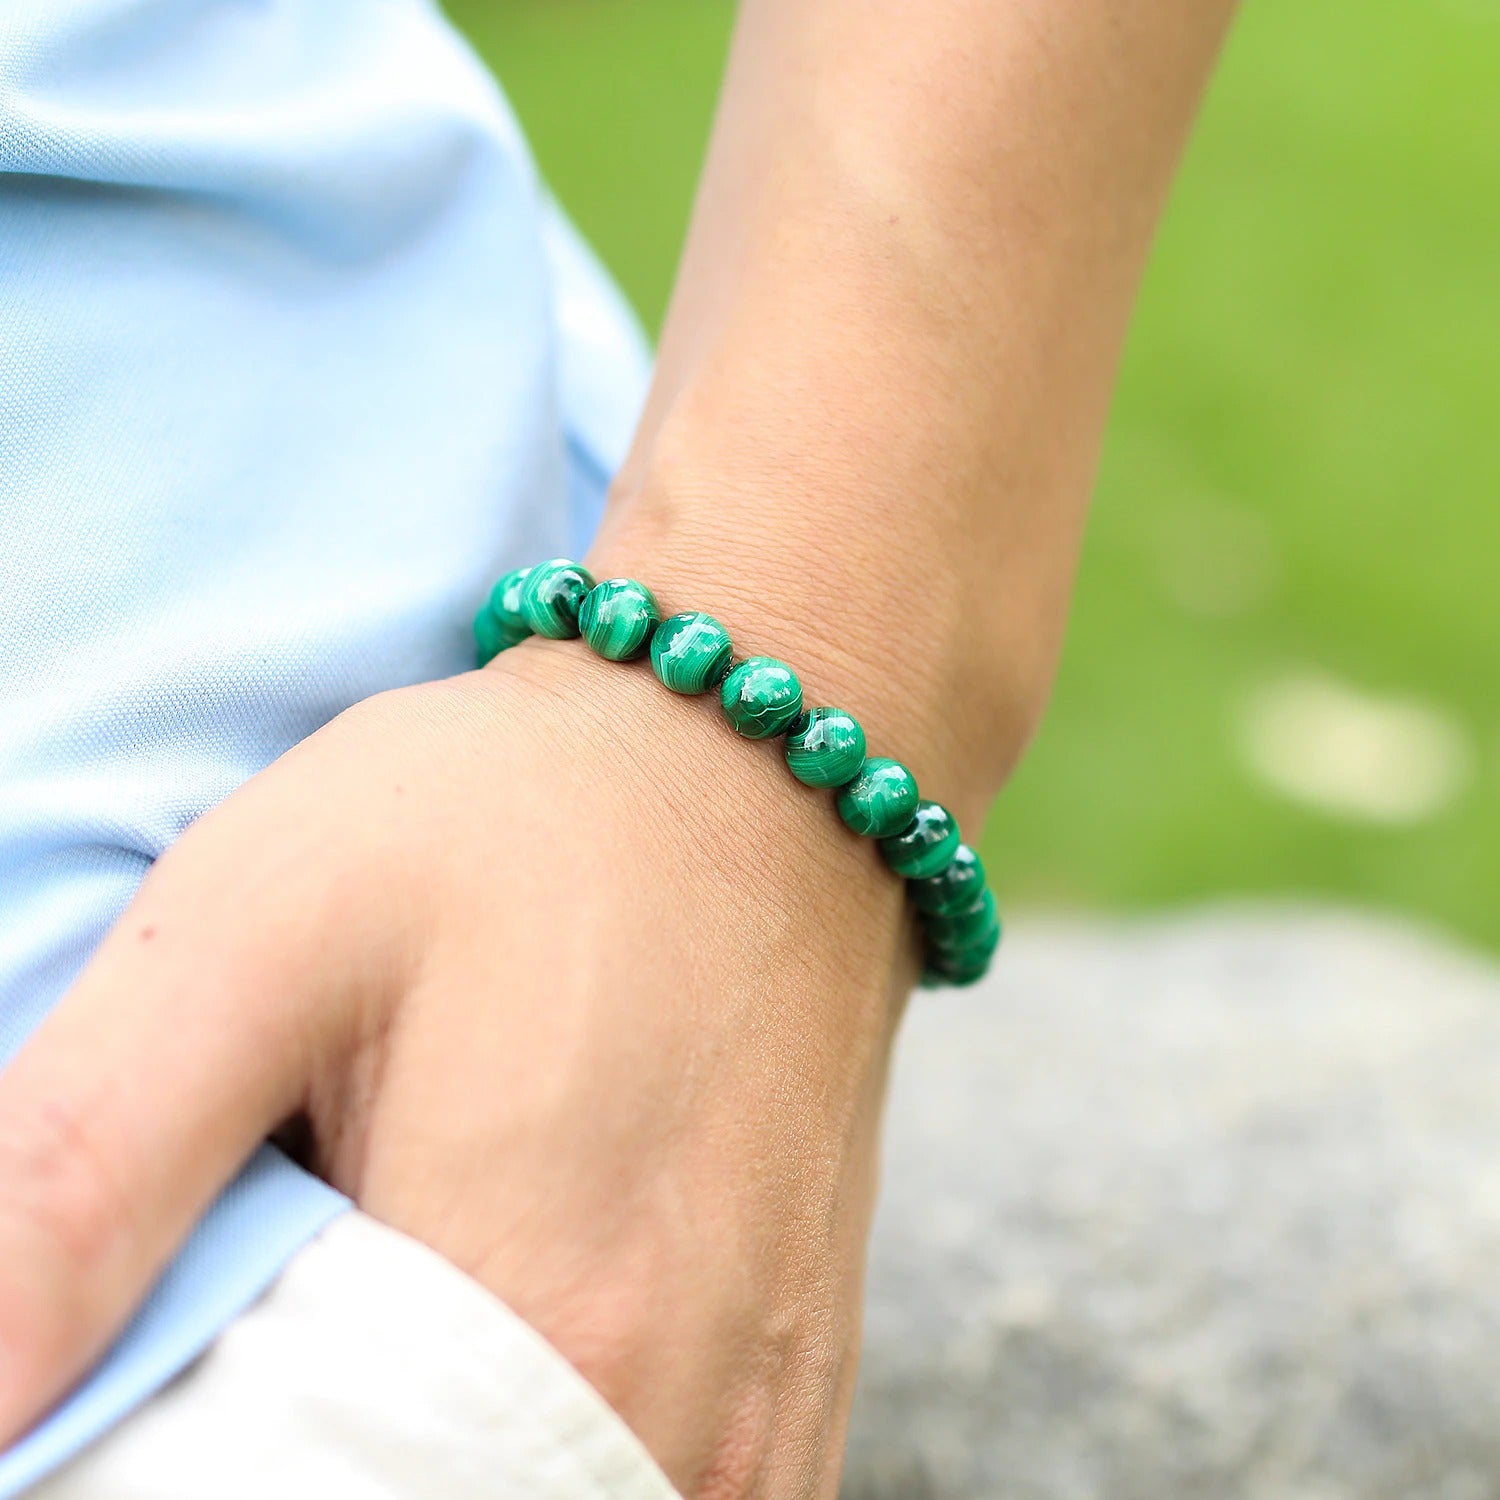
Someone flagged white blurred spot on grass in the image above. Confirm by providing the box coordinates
[1154,498,1278,619]
[1238,673,1471,825]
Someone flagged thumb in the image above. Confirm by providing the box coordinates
[0,789,366,1446]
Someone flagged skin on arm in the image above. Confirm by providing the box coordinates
[0,2,1235,1496]
[599,0,1239,817]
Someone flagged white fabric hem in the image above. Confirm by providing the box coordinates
[35,1212,681,1500]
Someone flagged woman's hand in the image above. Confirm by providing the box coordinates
[0,636,914,1497]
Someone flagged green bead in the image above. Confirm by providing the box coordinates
[650,611,734,694]
[909,843,986,915]
[473,605,508,667]
[784,707,866,788]
[487,566,533,646]
[720,656,803,739]
[923,887,1000,952]
[929,917,1001,970]
[921,949,991,987]
[476,564,533,665]
[923,928,997,984]
[881,801,960,879]
[579,578,660,661]
[836,757,920,838]
[519,558,595,639]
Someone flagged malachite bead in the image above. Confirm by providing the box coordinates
[487,565,533,646]
[784,707,866,788]
[836,757,920,838]
[720,656,804,740]
[924,924,996,972]
[518,558,595,639]
[918,894,1002,990]
[921,948,992,987]
[475,564,533,665]
[474,605,507,667]
[579,577,660,662]
[929,919,1002,971]
[923,887,1000,952]
[650,611,734,694]
[908,843,987,916]
[880,801,960,879]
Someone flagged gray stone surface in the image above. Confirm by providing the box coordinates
[845,908,1500,1500]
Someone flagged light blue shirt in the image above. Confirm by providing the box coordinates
[0,2,648,1490]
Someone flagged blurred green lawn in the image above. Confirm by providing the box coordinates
[449,0,1499,953]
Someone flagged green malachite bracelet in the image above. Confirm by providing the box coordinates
[473,559,1002,988]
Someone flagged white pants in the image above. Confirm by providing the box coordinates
[36,1214,679,1500]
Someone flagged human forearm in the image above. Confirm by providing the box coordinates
[593,0,1238,822]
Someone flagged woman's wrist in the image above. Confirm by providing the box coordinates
[591,157,1095,826]
[582,0,1239,850]
[479,633,919,1000]
[588,401,1049,832]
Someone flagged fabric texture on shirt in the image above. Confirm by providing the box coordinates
[0,0,649,1489]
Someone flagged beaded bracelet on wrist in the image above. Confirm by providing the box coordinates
[474,559,1002,988]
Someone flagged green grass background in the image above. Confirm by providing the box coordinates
[448,0,1499,953]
